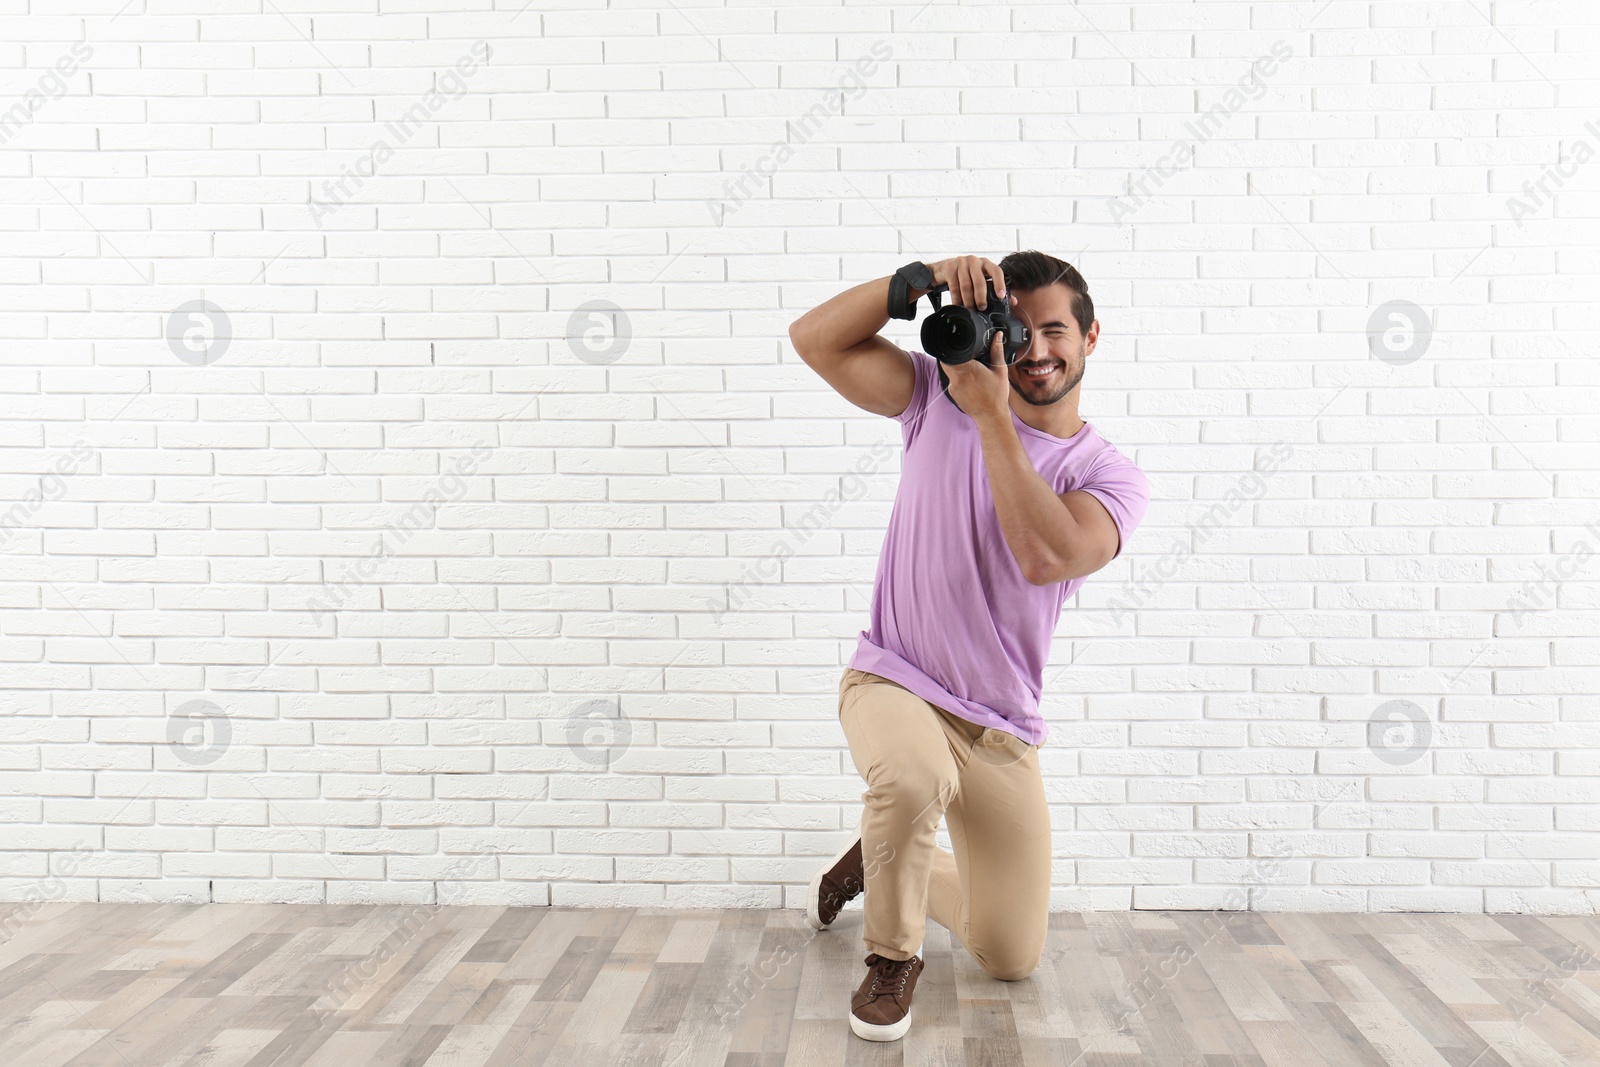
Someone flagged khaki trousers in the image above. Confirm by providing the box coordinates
[838,667,1052,981]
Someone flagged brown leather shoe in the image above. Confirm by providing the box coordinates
[805,816,864,930]
[850,952,924,1041]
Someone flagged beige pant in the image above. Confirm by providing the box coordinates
[838,667,1052,981]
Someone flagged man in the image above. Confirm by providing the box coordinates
[789,251,1150,1042]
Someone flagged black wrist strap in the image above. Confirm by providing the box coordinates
[887,273,945,321]
[887,272,915,320]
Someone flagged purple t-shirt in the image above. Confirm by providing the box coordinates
[848,349,1150,746]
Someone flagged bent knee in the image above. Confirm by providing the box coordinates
[977,949,1041,982]
[984,960,1037,982]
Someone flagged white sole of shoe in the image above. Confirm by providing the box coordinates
[850,1006,913,1042]
[805,814,865,931]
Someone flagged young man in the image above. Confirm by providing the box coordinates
[790,251,1150,1042]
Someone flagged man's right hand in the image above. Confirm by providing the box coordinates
[925,256,1007,310]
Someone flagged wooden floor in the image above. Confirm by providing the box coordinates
[2,902,1599,1066]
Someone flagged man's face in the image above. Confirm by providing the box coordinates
[1004,284,1095,407]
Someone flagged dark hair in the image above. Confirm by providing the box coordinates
[998,249,1094,338]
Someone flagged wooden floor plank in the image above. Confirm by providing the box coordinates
[0,904,1596,1065]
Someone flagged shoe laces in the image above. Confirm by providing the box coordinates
[865,953,915,998]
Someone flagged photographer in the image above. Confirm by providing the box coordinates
[790,251,1150,1042]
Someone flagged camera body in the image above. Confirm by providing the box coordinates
[920,278,1030,367]
[915,278,1031,412]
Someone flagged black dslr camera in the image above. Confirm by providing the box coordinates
[919,277,1030,368]
[902,275,1031,413]
[888,261,1033,412]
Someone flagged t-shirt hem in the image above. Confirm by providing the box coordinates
[847,634,1048,746]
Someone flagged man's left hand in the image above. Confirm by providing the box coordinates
[944,323,1013,427]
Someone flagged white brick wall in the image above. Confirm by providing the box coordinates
[2,0,1598,914]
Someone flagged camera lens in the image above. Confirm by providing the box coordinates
[939,318,975,354]
[924,311,983,363]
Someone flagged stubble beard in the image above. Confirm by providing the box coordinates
[1011,345,1085,407]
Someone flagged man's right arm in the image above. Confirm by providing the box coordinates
[788,257,1006,419]
[787,275,921,420]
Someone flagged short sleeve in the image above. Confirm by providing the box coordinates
[1077,449,1149,561]
[894,349,934,440]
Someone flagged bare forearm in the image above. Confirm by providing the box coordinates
[789,275,928,358]
[791,256,1003,358]
[975,416,1080,585]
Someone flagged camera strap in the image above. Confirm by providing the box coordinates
[936,362,965,414]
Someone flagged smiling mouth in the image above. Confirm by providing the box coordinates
[1019,364,1058,380]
